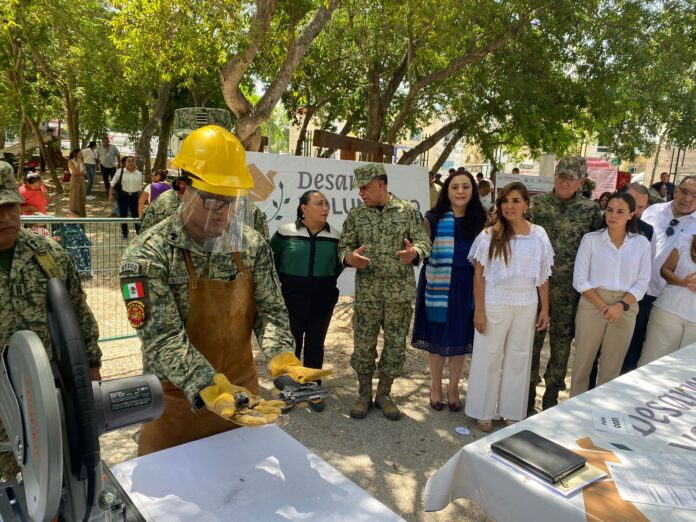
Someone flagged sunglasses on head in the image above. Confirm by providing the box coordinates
[665,218,680,237]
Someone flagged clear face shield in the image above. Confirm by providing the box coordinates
[179,186,254,252]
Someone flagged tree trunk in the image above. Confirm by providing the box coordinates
[294,106,317,156]
[26,115,63,192]
[429,127,466,175]
[320,110,359,158]
[65,76,80,150]
[649,129,667,185]
[136,83,172,178]
[0,130,5,149]
[398,120,462,165]
[18,119,26,179]
[154,111,173,171]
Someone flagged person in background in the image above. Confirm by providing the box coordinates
[478,179,493,212]
[67,148,87,216]
[429,172,441,208]
[411,170,487,412]
[82,141,98,200]
[97,136,120,190]
[19,172,51,215]
[138,169,171,219]
[51,211,93,277]
[651,172,676,201]
[527,157,603,413]
[109,156,143,240]
[570,192,651,396]
[466,182,553,431]
[339,163,431,421]
[639,234,696,366]
[270,190,342,411]
[597,191,612,211]
[511,167,520,175]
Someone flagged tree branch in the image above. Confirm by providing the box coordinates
[397,119,463,164]
[429,127,466,175]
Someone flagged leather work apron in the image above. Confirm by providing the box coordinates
[138,251,258,456]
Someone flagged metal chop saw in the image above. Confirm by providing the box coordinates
[0,279,164,521]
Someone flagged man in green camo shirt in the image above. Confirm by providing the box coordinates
[527,156,603,413]
[0,160,102,479]
[120,125,327,455]
[339,163,431,420]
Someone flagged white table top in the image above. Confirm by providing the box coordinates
[111,424,403,521]
[424,343,696,521]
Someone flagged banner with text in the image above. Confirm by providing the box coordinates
[246,153,429,295]
[495,173,555,199]
[587,158,618,199]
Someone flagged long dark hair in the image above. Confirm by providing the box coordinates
[69,148,80,160]
[430,170,487,240]
[488,182,530,264]
[296,190,323,220]
[601,192,640,234]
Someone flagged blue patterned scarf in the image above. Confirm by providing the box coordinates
[425,212,455,322]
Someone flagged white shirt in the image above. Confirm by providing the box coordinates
[573,229,651,300]
[112,168,143,193]
[479,193,493,211]
[653,234,696,322]
[469,224,555,306]
[642,201,696,297]
[81,148,98,165]
[97,144,120,168]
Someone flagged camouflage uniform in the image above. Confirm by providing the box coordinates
[338,165,431,377]
[0,161,101,479]
[140,189,269,241]
[527,157,603,410]
[119,213,293,407]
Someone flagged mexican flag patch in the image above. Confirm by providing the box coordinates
[122,281,145,300]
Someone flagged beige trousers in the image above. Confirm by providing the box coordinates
[465,303,537,421]
[570,289,638,397]
[638,306,696,367]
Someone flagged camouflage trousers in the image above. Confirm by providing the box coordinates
[351,301,413,377]
[0,422,19,481]
[530,273,579,394]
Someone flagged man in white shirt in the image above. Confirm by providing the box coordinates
[640,175,696,345]
[81,141,98,200]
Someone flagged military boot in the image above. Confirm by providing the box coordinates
[541,386,560,410]
[527,383,538,416]
[349,373,373,419]
[374,375,401,420]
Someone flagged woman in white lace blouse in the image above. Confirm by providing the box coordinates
[465,182,554,432]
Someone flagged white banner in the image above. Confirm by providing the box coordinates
[246,153,430,295]
[494,173,555,199]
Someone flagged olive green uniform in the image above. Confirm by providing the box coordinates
[339,194,431,377]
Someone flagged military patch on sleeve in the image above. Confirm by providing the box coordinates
[121,276,150,328]
[120,260,147,276]
[126,300,146,329]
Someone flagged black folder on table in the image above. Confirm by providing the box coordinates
[490,430,586,484]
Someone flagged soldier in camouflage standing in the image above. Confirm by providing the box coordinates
[527,157,603,413]
[339,164,431,420]
[120,126,329,455]
[0,161,102,479]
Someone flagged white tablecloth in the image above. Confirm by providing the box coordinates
[111,424,403,521]
[424,343,696,521]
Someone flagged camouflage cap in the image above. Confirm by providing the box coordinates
[0,161,23,206]
[352,163,387,189]
[555,156,587,180]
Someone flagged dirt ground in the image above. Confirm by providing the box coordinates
[41,177,571,521]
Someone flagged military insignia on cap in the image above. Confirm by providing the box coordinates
[126,300,146,329]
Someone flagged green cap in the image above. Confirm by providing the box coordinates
[555,156,587,180]
[0,161,23,206]
[352,163,387,189]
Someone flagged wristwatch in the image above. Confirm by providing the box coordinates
[619,300,630,311]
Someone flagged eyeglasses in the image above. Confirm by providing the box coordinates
[197,193,236,211]
[676,186,696,199]
[665,218,680,237]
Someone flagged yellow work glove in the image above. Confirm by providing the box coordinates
[268,352,332,383]
[199,374,285,427]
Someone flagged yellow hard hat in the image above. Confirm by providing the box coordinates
[172,125,252,197]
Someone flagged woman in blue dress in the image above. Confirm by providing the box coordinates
[411,170,487,411]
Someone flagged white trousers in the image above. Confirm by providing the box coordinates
[639,306,696,366]
[465,303,537,421]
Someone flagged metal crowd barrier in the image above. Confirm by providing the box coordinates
[20,216,141,342]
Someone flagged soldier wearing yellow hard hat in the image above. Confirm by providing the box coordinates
[119,126,329,455]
